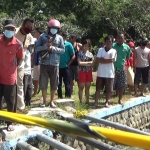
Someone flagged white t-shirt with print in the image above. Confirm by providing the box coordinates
[97,47,117,78]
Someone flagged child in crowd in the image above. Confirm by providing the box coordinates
[77,39,94,104]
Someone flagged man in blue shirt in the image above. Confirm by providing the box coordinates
[58,31,75,98]
[35,19,65,108]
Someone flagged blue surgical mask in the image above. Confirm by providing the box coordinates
[4,30,14,38]
[50,28,58,35]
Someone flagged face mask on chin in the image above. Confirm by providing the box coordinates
[4,30,14,38]
[23,26,32,34]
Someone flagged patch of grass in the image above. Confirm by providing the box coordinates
[31,72,146,112]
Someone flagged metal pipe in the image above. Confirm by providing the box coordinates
[17,140,39,150]
[67,117,119,150]
[37,133,75,150]
[86,115,150,136]
[76,136,119,150]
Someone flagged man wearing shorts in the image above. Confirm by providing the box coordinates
[113,32,131,104]
[35,19,65,108]
[134,38,150,96]
[95,36,117,107]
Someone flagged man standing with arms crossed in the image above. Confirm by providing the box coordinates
[15,18,34,110]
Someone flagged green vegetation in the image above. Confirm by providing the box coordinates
[0,0,150,47]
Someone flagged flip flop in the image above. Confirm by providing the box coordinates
[118,100,124,105]
[140,93,146,97]
[50,103,56,108]
[105,103,110,108]
[7,124,15,131]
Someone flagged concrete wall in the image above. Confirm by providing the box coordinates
[89,96,150,130]
[54,96,150,150]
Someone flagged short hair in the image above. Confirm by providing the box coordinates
[35,27,43,35]
[81,39,92,48]
[62,31,67,36]
[69,34,77,39]
[23,18,34,25]
[104,35,114,42]
[117,31,124,37]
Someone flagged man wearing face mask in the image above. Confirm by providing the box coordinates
[0,19,24,131]
[133,38,150,96]
[15,18,34,111]
[35,19,65,108]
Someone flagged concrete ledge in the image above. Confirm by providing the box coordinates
[55,99,75,107]
[26,107,63,117]
[2,125,28,141]
[88,95,150,119]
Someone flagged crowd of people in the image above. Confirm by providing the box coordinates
[0,17,150,131]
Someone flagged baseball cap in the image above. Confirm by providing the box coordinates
[128,41,135,48]
[3,19,16,28]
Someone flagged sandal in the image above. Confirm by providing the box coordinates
[118,101,124,105]
[40,104,45,108]
[132,93,138,97]
[7,124,15,131]
[50,103,56,108]
[105,103,110,108]
[140,93,146,97]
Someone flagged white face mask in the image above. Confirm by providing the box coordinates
[50,28,58,35]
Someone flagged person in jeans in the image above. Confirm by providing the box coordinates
[77,39,94,104]
[35,19,65,108]
[113,32,131,105]
[58,31,75,98]
[134,38,150,96]
[95,36,117,107]
[0,19,24,131]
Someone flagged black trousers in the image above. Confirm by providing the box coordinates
[58,67,71,98]
[23,74,33,106]
[0,84,17,125]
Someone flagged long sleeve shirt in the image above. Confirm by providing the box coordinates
[35,32,65,66]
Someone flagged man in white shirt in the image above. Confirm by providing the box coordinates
[95,36,117,107]
[134,38,150,96]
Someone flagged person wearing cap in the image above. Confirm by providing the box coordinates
[15,18,34,111]
[113,32,131,105]
[0,19,24,131]
[35,19,65,108]
[57,31,75,99]
[125,41,135,94]
[133,38,150,96]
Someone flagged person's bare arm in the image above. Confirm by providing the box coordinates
[78,59,93,66]
[133,50,137,73]
[68,54,75,66]
[97,57,114,64]
[148,51,150,67]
